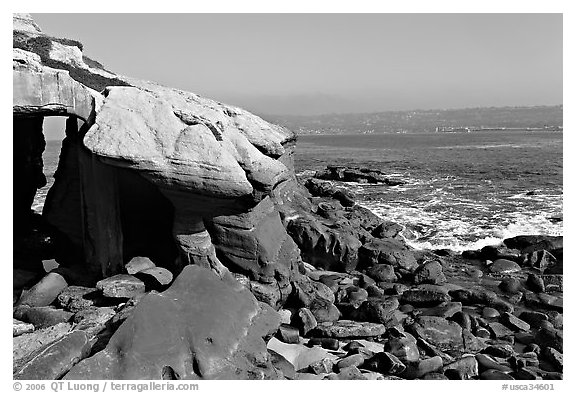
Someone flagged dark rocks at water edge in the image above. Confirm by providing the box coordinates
[304,178,356,207]
[12,14,562,380]
[314,165,406,185]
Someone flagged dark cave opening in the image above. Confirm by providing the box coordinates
[14,113,178,281]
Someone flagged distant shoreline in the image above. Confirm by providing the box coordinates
[296,128,564,137]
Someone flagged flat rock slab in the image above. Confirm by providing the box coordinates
[13,322,72,362]
[125,256,156,275]
[268,337,338,371]
[488,322,515,339]
[14,331,91,380]
[500,312,531,332]
[42,259,59,273]
[96,274,145,298]
[312,320,386,338]
[136,267,173,286]
[65,266,281,380]
[16,306,73,329]
[411,316,463,351]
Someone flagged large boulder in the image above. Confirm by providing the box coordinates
[84,84,291,214]
[287,214,362,272]
[347,297,400,326]
[409,316,464,353]
[64,266,281,379]
[205,197,302,307]
[413,261,447,285]
[304,178,355,207]
[503,235,563,257]
[359,238,418,271]
[344,205,388,235]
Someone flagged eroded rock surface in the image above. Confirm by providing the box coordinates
[64,266,280,379]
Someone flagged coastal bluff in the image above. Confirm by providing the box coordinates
[13,14,562,380]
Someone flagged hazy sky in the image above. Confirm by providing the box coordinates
[32,13,562,117]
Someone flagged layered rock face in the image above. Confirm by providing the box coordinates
[13,13,298,285]
[81,81,294,277]
[205,196,303,308]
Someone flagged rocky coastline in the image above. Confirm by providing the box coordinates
[13,14,562,380]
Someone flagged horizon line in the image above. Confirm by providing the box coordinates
[257,103,563,118]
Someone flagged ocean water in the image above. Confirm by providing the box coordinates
[294,130,563,252]
[32,140,61,213]
[34,131,563,252]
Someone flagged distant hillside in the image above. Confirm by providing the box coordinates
[262,105,563,135]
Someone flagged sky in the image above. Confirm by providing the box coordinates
[32,13,562,119]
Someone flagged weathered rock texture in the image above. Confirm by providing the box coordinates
[13,14,300,290]
[64,266,280,379]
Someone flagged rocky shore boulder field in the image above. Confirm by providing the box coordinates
[13,14,562,380]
